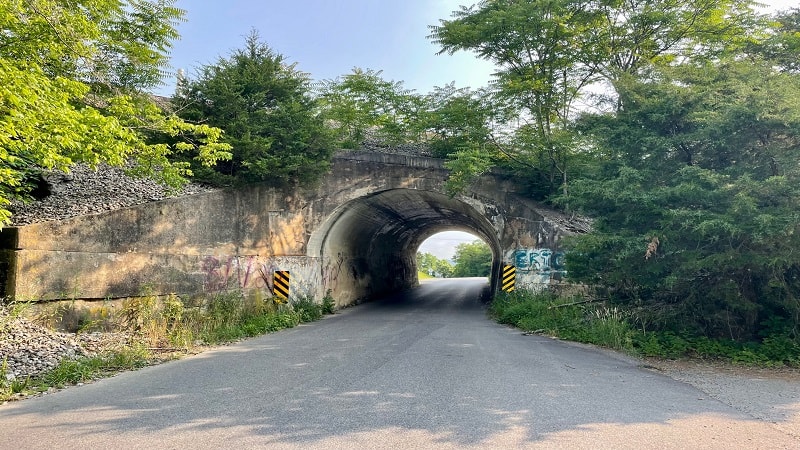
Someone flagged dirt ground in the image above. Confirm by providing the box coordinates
[644,358,800,440]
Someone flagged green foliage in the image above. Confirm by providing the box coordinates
[631,333,800,366]
[491,290,800,366]
[115,290,324,346]
[490,290,634,351]
[429,0,764,198]
[415,85,501,195]
[321,290,336,315]
[315,71,502,195]
[166,291,333,344]
[175,31,333,186]
[423,83,495,158]
[633,333,692,359]
[236,311,300,338]
[0,0,231,226]
[316,68,425,147]
[315,69,505,198]
[1,0,181,92]
[199,292,334,343]
[416,251,454,278]
[292,296,324,323]
[565,55,800,341]
[443,147,498,196]
[452,240,492,277]
[36,344,151,388]
[751,9,800,74]
[293,294,338,322]
[205,291,245,330]
[431,0,595,196]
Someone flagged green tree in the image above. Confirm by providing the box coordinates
[174,31,333,186]
[751,8,800,74]
[452,240,493,277]
[316,68,427,148]
[0,0,231,225]
[429,0,763,198]
[566,56,800,341]
[430,0,602,197]
[416,252,454,278]
[424,83,495,158]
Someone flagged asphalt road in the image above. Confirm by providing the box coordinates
[1,278,798,449]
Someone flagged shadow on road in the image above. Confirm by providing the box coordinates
[1,279,798,448]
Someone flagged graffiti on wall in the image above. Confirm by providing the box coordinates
[512,248,566,285]
[514,248,565,272]
[321,254,344,293]
[199,255,324,300]
[201,256,269,292]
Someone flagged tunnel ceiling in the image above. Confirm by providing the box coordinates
[311,188,500,259]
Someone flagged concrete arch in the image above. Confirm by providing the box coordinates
[0,151,583,306]
[308,188,502,302]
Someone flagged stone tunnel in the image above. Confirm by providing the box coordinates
[0,151,585,307]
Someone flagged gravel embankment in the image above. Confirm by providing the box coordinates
[360,137,433,157]
[8,163,214,226]
[1,306,132,383]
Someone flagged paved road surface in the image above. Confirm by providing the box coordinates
[1,279,798,449]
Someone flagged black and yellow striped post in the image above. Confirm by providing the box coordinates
[501,264,516,292]
[273,270,290,303]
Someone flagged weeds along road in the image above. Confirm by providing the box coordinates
[1,278,797,449]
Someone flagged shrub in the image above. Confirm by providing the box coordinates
[490,289,800,366]
[322,290,336,314]
[293,297,323,323]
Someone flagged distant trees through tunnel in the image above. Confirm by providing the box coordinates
[416,231,493,279]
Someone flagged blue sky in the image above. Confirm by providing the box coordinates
[164,0,795,259]
[161,0,496,96]
[418,230,481,261]
[164,0,795,97]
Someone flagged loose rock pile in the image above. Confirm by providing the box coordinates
[9,163,214,226]
[0,306,131,382]
[1,313,85,381]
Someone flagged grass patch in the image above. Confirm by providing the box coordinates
[1,359,29,400]
[490,290,800,367]
[1,290,337,403]
[36,345,152,388]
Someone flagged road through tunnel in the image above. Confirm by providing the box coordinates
[308,188,502,304]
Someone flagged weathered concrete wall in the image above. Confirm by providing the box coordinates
[0,151,577,305]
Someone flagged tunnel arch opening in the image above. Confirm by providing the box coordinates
[417,231,493,279]
[307,188,501,304]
